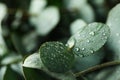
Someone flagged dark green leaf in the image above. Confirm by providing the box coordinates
[4,67,23,80]
[40,41,74,73]
[23,67,55,80]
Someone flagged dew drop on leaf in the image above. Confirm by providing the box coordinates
[81,48,85,51]
[75,48,79,52]
[89,31,95,36]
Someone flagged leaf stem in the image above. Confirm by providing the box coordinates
[75,60,120,77]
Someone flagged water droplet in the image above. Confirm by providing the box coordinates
[90,50,94,53]
[67,38,75,48]
[82,48,85,50]
[87,40,90,43]
[75,48,79,51]
[116,33,120,36]
[89,32,95,36]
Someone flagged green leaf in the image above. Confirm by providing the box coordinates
[23,53,54,80]
[23,53,76,80]
[4,67,23,80]
[23,67,54,80]
[1,53,22,65]
[0,66,7,80]
[23,53,44,69]
[107,3,120,57]
[70,19,87,35]
[11,62,23,76]
[67,22,110,57]
[40,41,74,73]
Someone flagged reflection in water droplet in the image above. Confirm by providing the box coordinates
[89,32,95,36]
[82,48,85,50]
[75,48,79,51]
[67,38,75,48]
[90,50,94,53]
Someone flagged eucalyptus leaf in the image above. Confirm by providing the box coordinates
[29,0,47,25]
[4,67,24,80]
[11,62,23,76]
[0,3,7,56]
[23,53,44,69]
[64,0,87,11]
[102,3,120,80]
[70,19,87,35]
[40,41,74,73]
[0,66,7,80]
[23,67,54,80]
[67,22,110,57]
[72,50,105,72]
[0,3,7,22]
[79,4,95,23]
[107,3,120,59]
[23,53,76,80]
[34,6,60,36]
[1,53,22,65]
[23,53,53,80]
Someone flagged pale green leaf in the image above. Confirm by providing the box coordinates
[67,22,110,57]
[107,3,120,58]
[23,53,44,69]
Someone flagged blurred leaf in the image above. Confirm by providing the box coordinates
[0,3,7,57]
[29,0,47,15]
[0,66,7,80]
[50,72,76,80]
[64,0,87,11]
[4,66,23,80]
[70,19,87,35]
[11,33,27,55]
[72,50,105,72]
[31,6,60,36]
[79,4,95,23]
[0,3,7,21]
[23,67,54,80]
[1,53,22,65]
[107,3,120,59]
[102,3,120,80]
[67,22,110,57]
[11,62,23,76]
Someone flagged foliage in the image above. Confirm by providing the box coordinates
[0,0,120,80]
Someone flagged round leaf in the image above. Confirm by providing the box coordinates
[40,41,74,73]
[67,22,110,57]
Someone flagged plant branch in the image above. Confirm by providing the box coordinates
[75,60,120,77]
